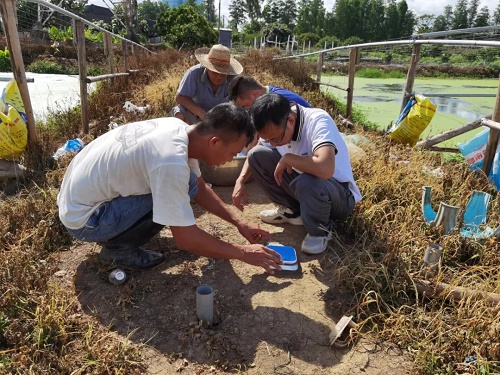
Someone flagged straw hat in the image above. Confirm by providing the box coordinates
[195,44,243,75]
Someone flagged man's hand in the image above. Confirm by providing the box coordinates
[237,221,271,244]
[274,155,293,186]
[241,244,283,274]
[232,178,248,211]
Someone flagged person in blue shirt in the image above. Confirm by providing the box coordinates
[228,75,311,109]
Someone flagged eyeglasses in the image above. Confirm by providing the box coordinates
[263,114,289,145]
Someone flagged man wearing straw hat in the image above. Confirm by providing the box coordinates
[173,44,243,125]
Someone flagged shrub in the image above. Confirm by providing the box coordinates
[0,48,11,72]
[27,60,74,74]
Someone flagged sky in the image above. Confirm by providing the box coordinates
[89,0,500,25]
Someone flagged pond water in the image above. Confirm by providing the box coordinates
[321,76,497,146]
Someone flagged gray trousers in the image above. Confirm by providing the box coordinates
[248,145,355,236]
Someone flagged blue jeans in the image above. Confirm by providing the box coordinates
[67,170,199,243]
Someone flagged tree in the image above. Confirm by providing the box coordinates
[493,2,500,24]
[451,0,468,29]
[138,0,169,38]
[278,0,297,30]
[385,0,400,39]
[433,15,448,31]
[473,6,490,27]
[433,5,453,31]
[397,0,416,37]
[228,0,247,30]
[240,18,263,45]
[295,0,325,37]
[366,0,387,42]
[261,22,292,45]
[467,0,480,28]
[139,0,169,21]
[331,0,351,40]
[155,5,217,49]
[262,0,280,24]
[245,0,261,21]
[416,14,435,34]
[202,0,217,24]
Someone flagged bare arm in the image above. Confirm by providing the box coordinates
[176,93,206,119]
[275,145,336,185]
[170,224,281,273]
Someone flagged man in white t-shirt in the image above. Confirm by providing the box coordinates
[241,94,362,255]
[57,103,283,273]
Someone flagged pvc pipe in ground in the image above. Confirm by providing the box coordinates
[196,284,214,322]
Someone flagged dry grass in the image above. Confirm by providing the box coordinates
[1,49,500,374]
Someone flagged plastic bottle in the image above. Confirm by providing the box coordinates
[108,269,127,285]
[53,138,84,160]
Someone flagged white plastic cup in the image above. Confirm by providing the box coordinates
[196,284,214,322]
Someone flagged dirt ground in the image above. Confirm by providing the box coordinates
[55,181,414,374]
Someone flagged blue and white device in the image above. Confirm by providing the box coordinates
[267,244,299,271]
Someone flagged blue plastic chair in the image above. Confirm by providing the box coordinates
[460,190,493,240]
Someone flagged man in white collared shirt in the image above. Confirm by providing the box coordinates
[242,94,362,255]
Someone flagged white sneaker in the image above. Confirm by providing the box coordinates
[259,206,303,226]
[301,232,332,254]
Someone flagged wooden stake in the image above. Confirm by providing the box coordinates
[0,0,38,145]
[72,19,89,134]
[482,75,500,175]
[414,278,500,306]
[416,115,491,149]
[401,43,421,112]
[346,47,358,120]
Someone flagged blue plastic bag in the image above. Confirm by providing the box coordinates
[53,138,84,160]
[457,128,500,190]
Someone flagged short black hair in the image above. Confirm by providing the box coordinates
[250,93,290,132]
[228,75,263,101]
[196,102,255,146]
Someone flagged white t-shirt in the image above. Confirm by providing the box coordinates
[273,105,362,202]
[57,118,201,230]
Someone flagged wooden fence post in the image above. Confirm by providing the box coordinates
[72,19,89,134]
[316,52,324,83]
[122,40,129,72]
[0,0,38,145]
[401,43,421,112]
[104,33,114,75]
[482,75,500,175]
[346,47,358,120]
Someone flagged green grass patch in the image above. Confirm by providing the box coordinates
[356,68,406,79]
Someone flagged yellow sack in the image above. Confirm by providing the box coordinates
[0,79,28,161]
[387,94,437,146]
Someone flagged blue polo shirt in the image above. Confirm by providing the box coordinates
[177,64,233,112]
[267,86,311,108]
